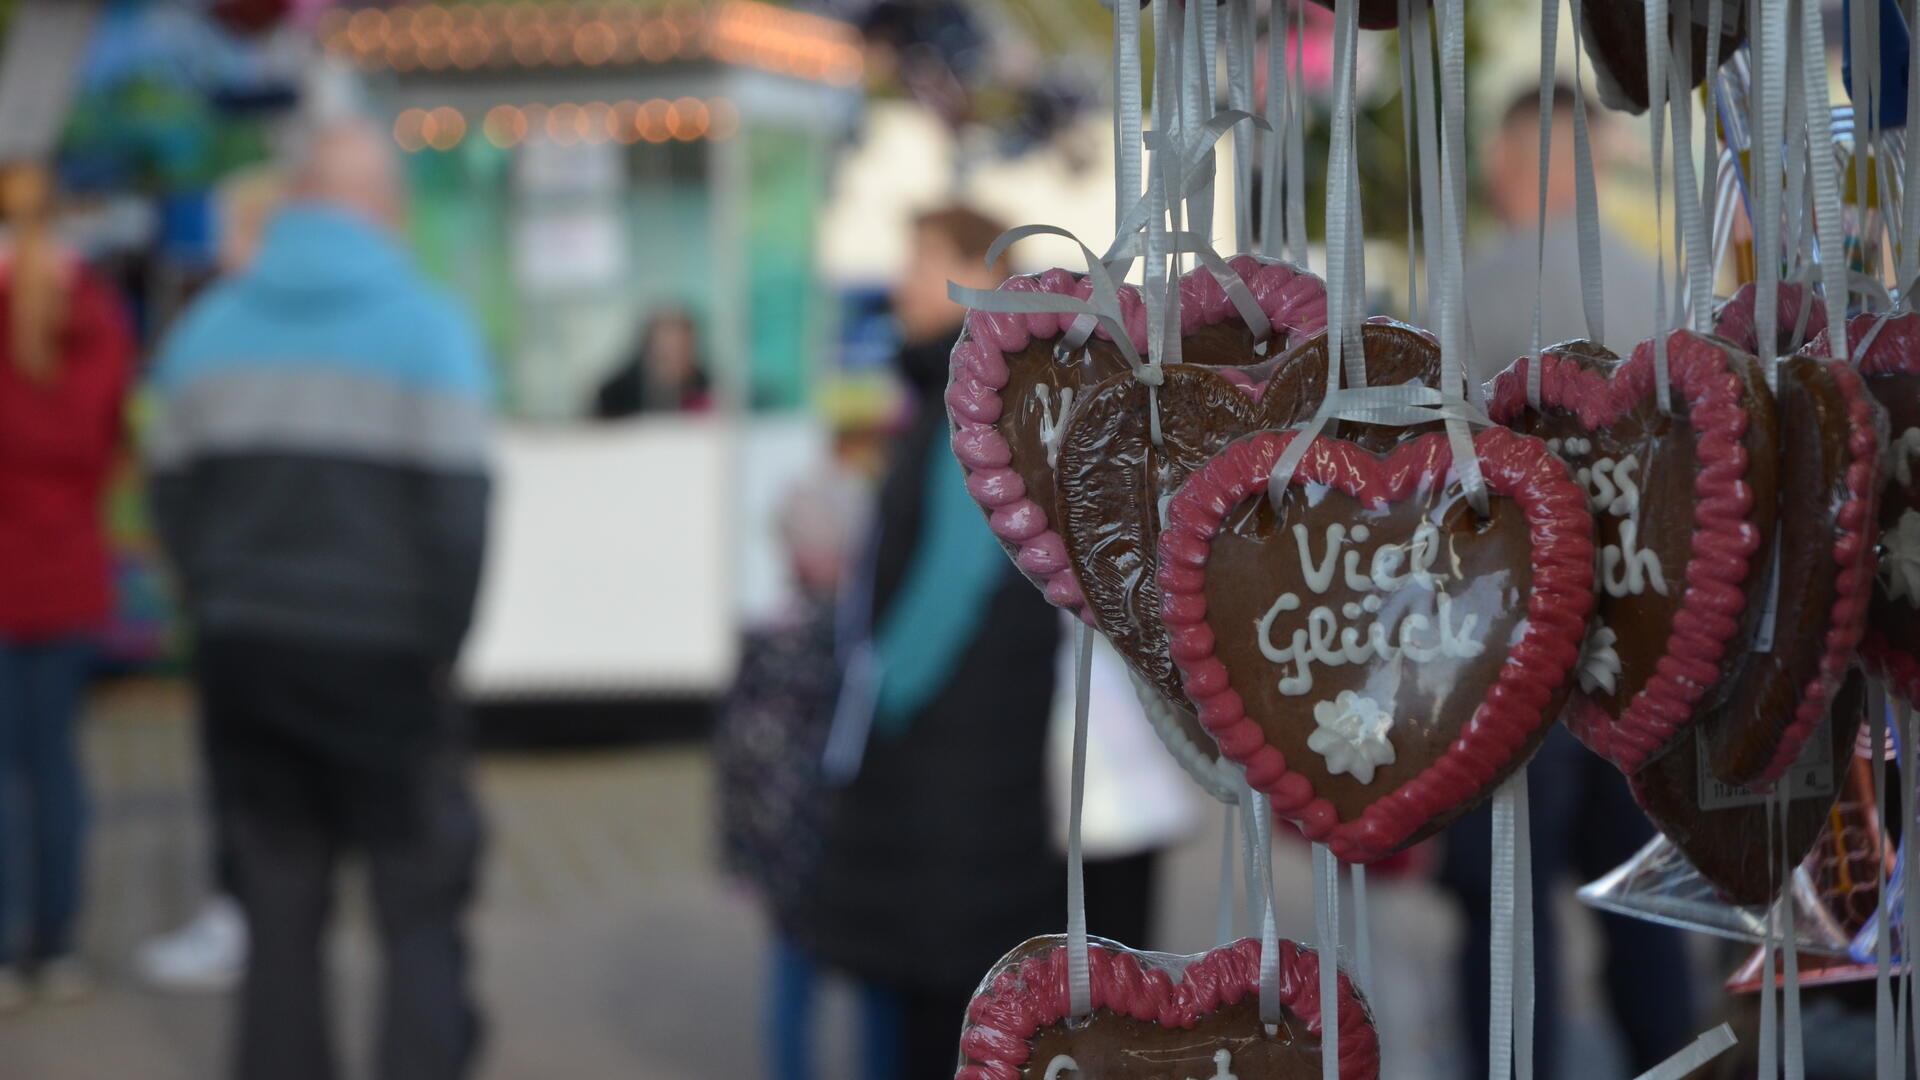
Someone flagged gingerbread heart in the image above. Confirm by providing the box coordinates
[955,936,1380,1080]
[1487,331,1778,775]
[1631,670,1866,906]
[1712,281,1829,359]
[1305,0,1424,30]
[1698,351,1880,785]
[1580,0,1746,115]
[1848,311,1920,706]
[1060,321,1444,709]
[947,257,1326,613]
[1158,427,1595,863]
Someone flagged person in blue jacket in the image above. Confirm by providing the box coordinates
[146,120,491,1080]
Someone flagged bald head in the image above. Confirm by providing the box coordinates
[288,119,403,229]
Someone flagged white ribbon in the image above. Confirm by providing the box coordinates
[1780,784,1804,1080]
[1112,0,1143,235]
[1411,0,1445,317]
[1514,767,1536,1080]
[1526,0,1561,408]
[1398,0,1422,321]
[1433,0,1490,515]
[1263,0,1292,259]
[1800,0,1850,361]
[1252,790,1282,1030]
[1873,680,1896,1080]
[1645,0,1675,411]
[1569,0,1607,341]
[1226,0,1255,253]
[1350,862,1373,1003]
[1902,0,1920,306]
[1217,800,1238,944]
[1311,841,1340,1080]
[1065,620,1094,1018]
[1632,1023,1738,1080]
[1286,0,1309,268]
[1490,773,1520,1080]
[1752,0,1789,383]
[1670,3,1713,334]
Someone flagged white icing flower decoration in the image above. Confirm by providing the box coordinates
[1308,690,1397,784]
[1575,623,1624,695]
[1883,509,1920,608]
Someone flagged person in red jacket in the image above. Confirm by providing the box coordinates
[0,163,134,1011]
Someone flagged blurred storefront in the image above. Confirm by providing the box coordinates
[319,2,863,418]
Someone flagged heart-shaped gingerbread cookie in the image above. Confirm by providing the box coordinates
[1305,0,1424,30]
[955,936,1380,1080]
[948,257,1327,614]
[1698,351,1880,785]
[1712,281,1829,359]
[1579,0,1746,115]
[1848,311,1920,706]
[1060,321,1445,709]
[1487,330,1778,775]
[1631,669,1867,906]
[1158,427,1595,863]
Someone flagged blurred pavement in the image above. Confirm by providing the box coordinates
[0,680,1646,1079]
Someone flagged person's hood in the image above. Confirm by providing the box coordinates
[244,203,410,303]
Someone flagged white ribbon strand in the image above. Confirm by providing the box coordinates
[1065,621,1093,1019]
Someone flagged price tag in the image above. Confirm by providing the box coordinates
[1696,719,1834,810]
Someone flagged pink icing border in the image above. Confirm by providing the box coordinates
[945,256,1328,616]
[1712,281,1830,357]
[1753,338,1883,781]
[1851,311,1920,708]
[1158,427,1596,864]
[1486,330,1767,775]
[954,937,1380,1080]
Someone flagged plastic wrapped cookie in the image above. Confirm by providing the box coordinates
[955,935,1379,1080]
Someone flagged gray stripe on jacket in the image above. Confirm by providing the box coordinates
[147,366,490,473]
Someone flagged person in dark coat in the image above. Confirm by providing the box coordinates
[591,307,711,418]
[799,206,1064,1079]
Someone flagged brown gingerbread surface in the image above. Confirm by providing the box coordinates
[1057,322,1444,708]
[1581,0,1747,115]
[1866,373,1920,675]
[1701,355,1856,783]
[1200,479,1542,833]
[1025,999,1321,1079]
[1631,671,1866,906]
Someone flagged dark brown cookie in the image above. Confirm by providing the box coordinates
[1581,0,1747,115]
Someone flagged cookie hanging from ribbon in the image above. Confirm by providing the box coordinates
[1304,0,1425,30]
[1631,670,1867,906]
[1712,281,1830,359]
[1487,331,1778,775]
[947,257,1326,615]
[1579,0,1747,115]
[1848,311,1920,707]
[954,935,1380,1080]
[1698,350,1880,786]
[1158,426,1595,864]
[1060,320,1442,711]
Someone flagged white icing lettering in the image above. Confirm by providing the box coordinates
[1294,523,1345,594]
[1034,384,1074,468]
[1252,528,1487,698]
[1567,450,1668,598]
[1044,1047,1239,1079]
[1884,509,1920,607]
[1888,427,1920,488]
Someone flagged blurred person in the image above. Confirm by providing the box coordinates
[147,120,490,1080]
[592,306,711,417]
[1044,625,1200,949]
[0,162,135,1010]
[799,206,1064,1078]
[1464,83,1659,382]
[136,162,285,997]
[713,469,895,1080]
[1440,83,1695,1077]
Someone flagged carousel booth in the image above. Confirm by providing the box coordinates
[320,2,862,705]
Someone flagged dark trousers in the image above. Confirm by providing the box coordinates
[197,635,483,1080]
[0,637,91,966]
[1438,725,1697,1077]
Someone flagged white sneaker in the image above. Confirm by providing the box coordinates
[36,957,92,1005]
[135,898,247,994]
[0,968,27,1014]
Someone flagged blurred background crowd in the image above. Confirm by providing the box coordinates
[0,1,1873,1078]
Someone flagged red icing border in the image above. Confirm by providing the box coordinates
[1850,311,1920,707]
[1712,281,1830,357]
[1486,330,1766,774]
[1158,427,1595,863]
[954,937,1380,1080]
[946,256,1328,616]
[1755,339,1882,780]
